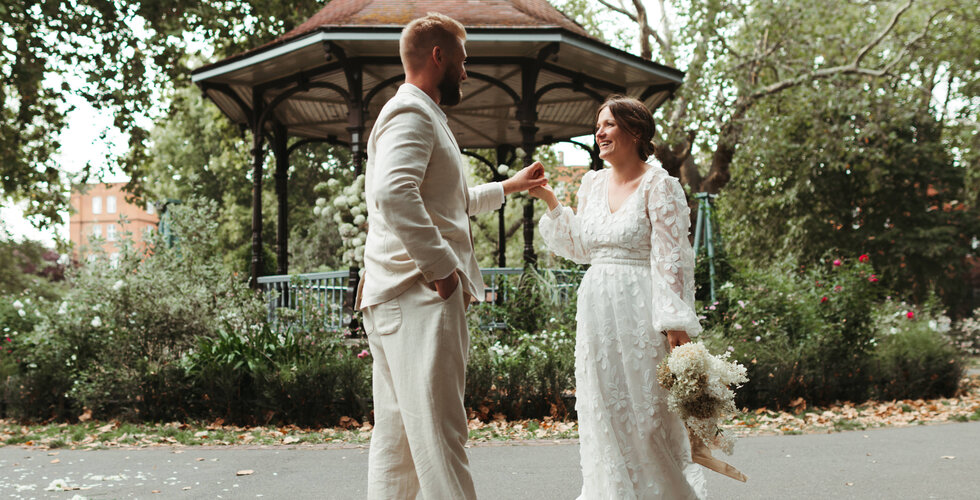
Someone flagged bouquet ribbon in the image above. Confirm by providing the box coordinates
[689,428,748,482]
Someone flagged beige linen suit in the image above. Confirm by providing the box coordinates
[360,83,503,500]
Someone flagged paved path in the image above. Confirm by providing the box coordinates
[1,421,979,499]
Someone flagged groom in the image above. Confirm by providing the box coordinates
[358,13,546,500]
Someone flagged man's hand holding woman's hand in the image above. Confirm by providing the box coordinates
[502,161,548,194]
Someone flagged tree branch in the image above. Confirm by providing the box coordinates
[750,2,934,100]
[597,0,636,22]
[854,0,914,67]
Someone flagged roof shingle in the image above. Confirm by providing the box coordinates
[280,0,591,42]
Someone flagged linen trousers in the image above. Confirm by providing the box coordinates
[363,277,476,500]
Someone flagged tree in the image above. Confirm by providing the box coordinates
[562,0,976,195]
[720,82,979,315]
[139,84,351,274]
[0,0,326,229]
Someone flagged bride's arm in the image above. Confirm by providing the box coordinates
[648,174,702,342]
[533,170,595,265]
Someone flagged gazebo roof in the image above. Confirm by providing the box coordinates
[191,0,684,149]
[282,0,591,39]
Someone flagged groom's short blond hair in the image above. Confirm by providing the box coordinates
[400,13,467,72]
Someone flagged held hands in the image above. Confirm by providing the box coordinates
[501,161,547,195]
[528,183,559,211]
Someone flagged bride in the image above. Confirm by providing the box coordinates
[530,95,706,499]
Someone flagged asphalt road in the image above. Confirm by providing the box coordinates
[1,421,979,499]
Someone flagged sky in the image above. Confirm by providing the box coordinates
[2,0,659,247]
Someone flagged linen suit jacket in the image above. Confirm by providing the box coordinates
[358,84,504,310]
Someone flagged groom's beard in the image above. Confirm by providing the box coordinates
[438,70,462,107]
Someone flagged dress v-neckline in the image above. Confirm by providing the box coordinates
[604,168,653,215]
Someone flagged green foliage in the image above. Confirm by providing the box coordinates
[464,269,580,420]
[1,0,326,228]
[183,318,371,426]
[721,82,980,315]
[140,85,351,274]
[950,308,980,356]
[701,256,964,409]
[6,198,266,421]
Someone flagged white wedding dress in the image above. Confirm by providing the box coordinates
[539,165,707,500]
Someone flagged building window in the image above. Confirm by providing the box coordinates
[106,224,117,241]
[92,196,102,214]
[146,202,155,215]
[90,224,101,239]
[110,253,120,268]
[106,195,117,214]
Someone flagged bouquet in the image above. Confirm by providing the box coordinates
[657,341,747,455]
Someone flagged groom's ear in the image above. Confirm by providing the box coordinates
[431,45,444,67]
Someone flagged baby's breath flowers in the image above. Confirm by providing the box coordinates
[657,341,748,454]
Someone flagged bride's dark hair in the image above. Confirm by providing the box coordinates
[596,95,656,161]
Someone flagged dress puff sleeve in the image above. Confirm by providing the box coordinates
[647,173,703,336]
[537,169,596,265]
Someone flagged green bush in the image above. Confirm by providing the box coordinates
[701,254,964,409]
[465,269,579,420]
[6,199,266,421]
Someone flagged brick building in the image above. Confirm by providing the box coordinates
[69,183,158,264]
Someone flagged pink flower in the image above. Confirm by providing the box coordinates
[4,337,10,342]
[833,259,842,267]
[869,275,879,283]
[906,311,914,319]
[859,254,869,263]
[727,346,735,352]
[357,349,370,359]
[734,323,743,330]
[821,296,829,303]
[834,285,842,292]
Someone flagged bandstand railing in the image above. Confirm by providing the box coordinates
[258,267,585,332]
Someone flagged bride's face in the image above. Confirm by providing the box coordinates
[595,107,632,163]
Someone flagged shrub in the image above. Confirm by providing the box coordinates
[869,301,963,400]
[6,199,266,421]
[465,269,579,420]
[949,308,980,357]
[701,254,964,408]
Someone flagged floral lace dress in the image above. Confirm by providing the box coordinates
[539,165,707,500]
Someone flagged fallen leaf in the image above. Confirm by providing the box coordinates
[282,436,299,444]
[196,458,206,462]
[236,469,254,476]
[50,459,60,464]
[97,423,114,433]
[845,482,854,486]
[78,409,92,422]
[941,456,955,460]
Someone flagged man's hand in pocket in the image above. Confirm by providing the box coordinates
[433,270,459,300]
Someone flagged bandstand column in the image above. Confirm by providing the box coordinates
[249,89,266,288]
[273,122,290,275]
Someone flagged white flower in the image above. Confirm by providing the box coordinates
[113,280,124,291]
[497,165,509,176]
[351,206,363,217]
[353,214,366,226]
[754,336,761,342]
[733,323,742,330]
[327,178,340,188]
[315,197,327,207]
[57,302,68,315]
[12,300,23,310]
[333,196,348,208]
[17,309,25,317]
[91,316,102,328]
[313,206,322,217]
